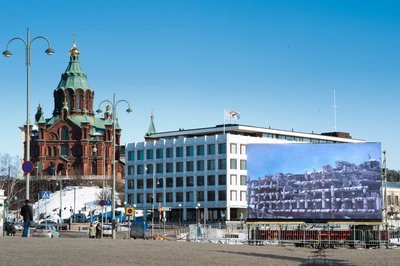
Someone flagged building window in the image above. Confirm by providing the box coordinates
[136,194,144,203]
[127,165,134,175]
[53,147,58,157]
[176,192,183,202]
[197,145,205,156]
[218,159,226,170]
[146,179,153,189]
[396,195,399,207]
[218,143,226,154]
[166,162,173,173]
[230,143,237,154]
[186,146,194,156]
[240,160,247,170]
[137,165,144,175]
[240,144,246,155]
[91,162,96,175]
[146,193,153,203]
[176,177,183,187]
[156,163,163,173]
[61,126,69,140]
[218,190,226,201]
[166,177,173,188]
[137,179,144,189]
[230,191,237,201]
[230,174,237,185]
[207,160,215,170]
[207,144,215,155]
[186,161,194,172]
[186,176,194,187]
[156,193,163,203]
[207,175,215,186]
[166,148,173,158]
[197,191,204,202]
[176,147,183,157]
[128,151,134,161]
[166,192,173,202]
[196,160,204,171]
[48,146,52,157]
[240,191,246,201]
[127,180,134,189]
[218,175,226,185]
[207,191,215,201]
[156,178,163,188]
[146,149,154,159]
[186,191,194,202]
[240,175,247,186]
[197,176,204,186]
[176,162,184,172]
[137,150,144,160]
[388,195,392,206]
[156,148,163,159]
[145,164,154,174]
[230,159,237,170]
[61,144,69,156]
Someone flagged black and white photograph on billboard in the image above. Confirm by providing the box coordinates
[247,143,382,222]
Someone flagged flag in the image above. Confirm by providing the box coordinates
[224,110,240,120]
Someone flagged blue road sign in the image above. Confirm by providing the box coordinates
[41,191,51,200]
[22,161,34,174]
[106,200,112,206]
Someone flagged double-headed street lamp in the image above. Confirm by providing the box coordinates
[92,138,107,238]
[97,93,132,239]
[3,28,55,200]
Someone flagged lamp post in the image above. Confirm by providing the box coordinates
[97,93,132,239]
[3,28,55,200]
[92,138,106,238]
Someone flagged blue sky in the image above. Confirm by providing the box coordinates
[247,143,381,177]
[0,0,399,169]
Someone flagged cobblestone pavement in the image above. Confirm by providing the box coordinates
[0,236,399,266]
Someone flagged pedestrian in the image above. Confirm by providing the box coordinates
[88,222,96,239]
[20,199,33,237]
[96,222,102,238]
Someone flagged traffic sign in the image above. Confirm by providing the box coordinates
[41,191,51,199]
[22,161,34,174]
[99,200,105,206]
[159,206,171,212]
[106,200,111,206]
[126,207,135,216]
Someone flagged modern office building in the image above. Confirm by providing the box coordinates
[125,123,363,223]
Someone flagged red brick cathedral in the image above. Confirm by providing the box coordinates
[29,42,124,180]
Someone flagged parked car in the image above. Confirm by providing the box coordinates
[39,220,67,230]
[32,224,60,238]
[102,223,112,237]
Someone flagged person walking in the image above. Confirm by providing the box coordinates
[96,222,102,239]
[20,199,33,237]
[88,222,96,239]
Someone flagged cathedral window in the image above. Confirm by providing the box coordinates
[61,126,69,140]
[61,144,69,156]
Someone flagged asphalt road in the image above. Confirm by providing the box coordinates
[1,235,400,266]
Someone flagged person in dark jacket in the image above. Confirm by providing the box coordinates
[20,199,33,237]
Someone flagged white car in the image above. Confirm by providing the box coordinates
[102,223,112,237]
[32,224,60,238]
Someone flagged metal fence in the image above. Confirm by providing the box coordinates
[187,223,392,249]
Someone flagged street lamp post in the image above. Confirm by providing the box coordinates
[97,93,132,239]
[3,28,55,200]
[92,139,106,239]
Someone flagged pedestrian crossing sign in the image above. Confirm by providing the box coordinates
[41,191,51,199]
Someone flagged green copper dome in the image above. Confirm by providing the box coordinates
[56,41,90,91]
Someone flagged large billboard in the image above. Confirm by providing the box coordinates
[247,143,382,222]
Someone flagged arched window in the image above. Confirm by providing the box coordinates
[85,91,90,111]
[395,195,399,207]
[388,195,392,206]
[92,162,97,175]
[68,92,74,110]
[61,126,69,140]
[48,146,52,157]
[53,147,58,157]
[61,144,69,156]
[77,92,82,109]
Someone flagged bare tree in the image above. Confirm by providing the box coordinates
[0,153,23,207]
